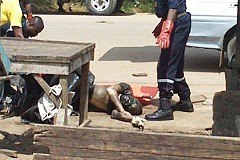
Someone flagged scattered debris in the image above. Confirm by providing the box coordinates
[202,99,213,105]
[191,94,207,103]
[132,73,148,77]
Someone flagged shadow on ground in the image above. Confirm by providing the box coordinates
[0,129,48,156]
[99,46,224,73]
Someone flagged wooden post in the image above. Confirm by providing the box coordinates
[79,62,89,125]
[59,76,68,125]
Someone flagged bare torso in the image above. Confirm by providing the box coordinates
[89,85,111,112]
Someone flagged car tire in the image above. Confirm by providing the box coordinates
[114,0,124,13]
[85,0,117,16]
[225,35,239,90]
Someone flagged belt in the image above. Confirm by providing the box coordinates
[177,12,187,18]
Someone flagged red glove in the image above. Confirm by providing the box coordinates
[27,14,33,20]
[156,20,174,49]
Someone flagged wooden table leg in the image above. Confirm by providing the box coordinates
[59,75,68,125]
[32,74,60,107]
[79,62,89,125]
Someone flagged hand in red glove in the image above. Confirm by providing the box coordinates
[27,14,33,20]
[156,20,174,49]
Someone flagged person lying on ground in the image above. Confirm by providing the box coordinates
[87,83,146,129]
[21,81,146,129]
[1,16,44,38]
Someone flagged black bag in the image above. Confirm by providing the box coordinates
[68,71,95,112]
[3,75,29,118]
[155,0,168,18]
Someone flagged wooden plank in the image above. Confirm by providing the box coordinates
[33,74,61,107]
[79,63,90,125]
[34,125,240,146]
[70,50,94,73]
[79,119,91,127]
[0,149,17,158]
[33,125,240,159]
[33,153,112,160]
[34,133,240,152]
[2,37,95,64]
[34,136,240,159]
[46,146,227,160]
[59,75,68,126]
[0,75,13,81]
[10,62,69,75]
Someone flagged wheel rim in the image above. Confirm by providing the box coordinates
[91,0,110,12]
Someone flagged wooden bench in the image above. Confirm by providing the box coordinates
[1,37,95,125]
[33,124,240,160]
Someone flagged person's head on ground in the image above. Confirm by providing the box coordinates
[120,94,142,115]
[26,16,44,37]
[119,82,133,95]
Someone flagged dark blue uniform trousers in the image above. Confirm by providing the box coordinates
[157,13,191,100]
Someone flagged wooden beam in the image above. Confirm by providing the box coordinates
[33,74,60,107]
[79,63,89,125]
[0,149,17,158]
[33,125,240,159]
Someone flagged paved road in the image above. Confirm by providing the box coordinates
[35,13,225,99]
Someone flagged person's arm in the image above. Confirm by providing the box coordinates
[10,1,25,38]
[106,85,131,116]
[25,3,33,20]
[156,9,177,49]
[12,26,24,38]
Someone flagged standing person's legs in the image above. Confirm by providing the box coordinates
[145,13,192,121]
[145,45,175,121]
[172,13,193,112]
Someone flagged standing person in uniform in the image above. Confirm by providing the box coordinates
[145,0,194,121]
[1,0,25,38]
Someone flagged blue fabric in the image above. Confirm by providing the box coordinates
[155,0,168,18]
[155,0,187,18]
[0,43,11,75]
[168,0,187,14]
[157,12,191,99]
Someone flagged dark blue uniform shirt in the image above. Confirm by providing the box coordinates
[168,0,187,14]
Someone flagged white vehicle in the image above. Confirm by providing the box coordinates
[186,0,238,89]
[85,0,140,15]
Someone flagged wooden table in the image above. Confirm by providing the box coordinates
[1,37,95,125]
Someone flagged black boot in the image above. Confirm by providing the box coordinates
[172,98,194,112]
[145,98,173,121]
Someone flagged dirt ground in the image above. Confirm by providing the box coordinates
[0,93,213,159]
[0,10,227,160]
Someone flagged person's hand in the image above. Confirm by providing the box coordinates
[131,116,147,131]
[27,14,33,20]
[156,20,174,49]
[122,110,132,117]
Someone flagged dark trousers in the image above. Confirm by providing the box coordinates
[157,12,191,100]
